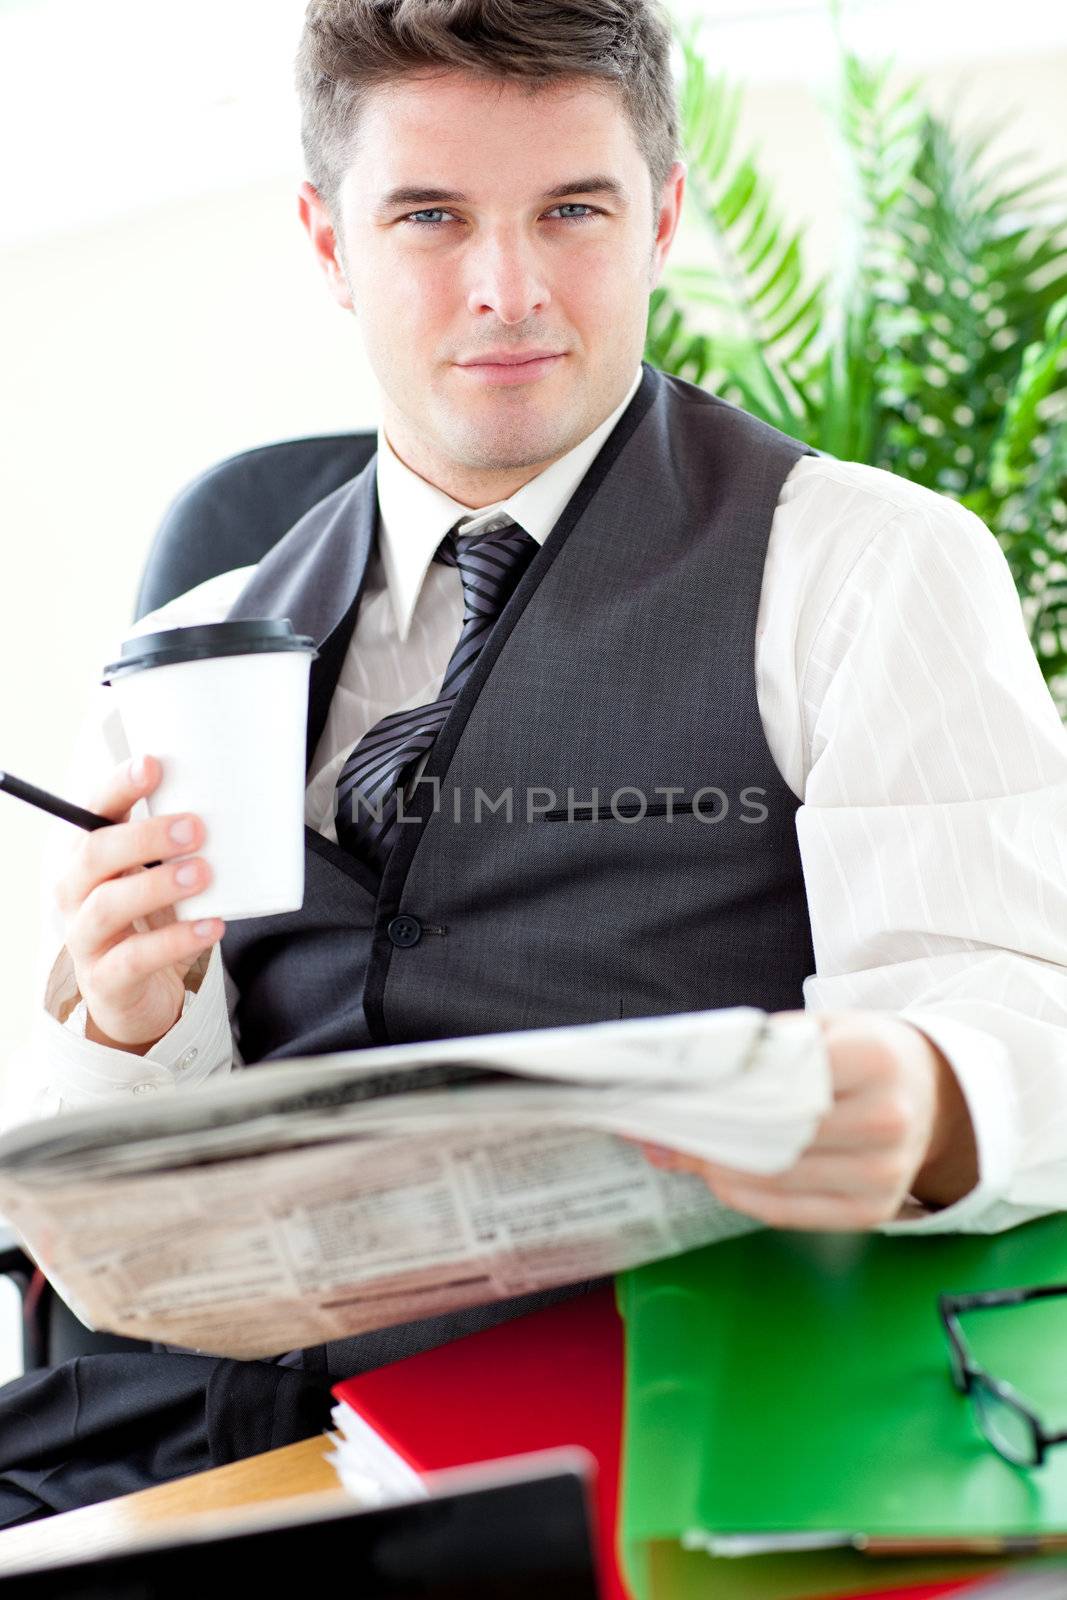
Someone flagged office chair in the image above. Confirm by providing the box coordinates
[2,427,379,1370]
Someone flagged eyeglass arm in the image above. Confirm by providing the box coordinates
[940,1283,1067,1317]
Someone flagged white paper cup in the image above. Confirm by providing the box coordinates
[101,620,318,922]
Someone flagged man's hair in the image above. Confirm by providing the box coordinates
[295,0,680,224]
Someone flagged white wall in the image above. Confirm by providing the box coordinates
[0,176,378,1093]
[1,0,1065,1099]
[730,54,1067,288]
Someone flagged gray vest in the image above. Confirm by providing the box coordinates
[221,362,817,1375]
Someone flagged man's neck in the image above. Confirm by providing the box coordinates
[378,363,646,507]
[380,433,566,509]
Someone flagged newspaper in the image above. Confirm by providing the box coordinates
[0,1006,830,1359]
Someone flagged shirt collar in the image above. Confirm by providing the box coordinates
[375,363,644,641]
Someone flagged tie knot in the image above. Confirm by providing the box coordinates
[434,517,539,620]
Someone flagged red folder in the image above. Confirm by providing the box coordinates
[331,1285,627,1598]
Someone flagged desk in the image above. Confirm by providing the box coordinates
[0,1437,1041,1598]
[0,1433,350,1579]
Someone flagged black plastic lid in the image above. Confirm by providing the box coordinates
[101,619,318,684]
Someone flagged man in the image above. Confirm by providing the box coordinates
[4,0,1067,1512]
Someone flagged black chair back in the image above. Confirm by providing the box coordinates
[135,431,377,620]
[20,432,379,1368]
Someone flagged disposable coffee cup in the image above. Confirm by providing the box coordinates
[101,619,318,922]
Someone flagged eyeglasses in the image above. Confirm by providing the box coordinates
[938,1285,1067,1468]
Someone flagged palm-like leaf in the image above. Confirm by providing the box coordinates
[644,285,715,388]
[644,9,1067,708]
[982,297,1067,693]
[870,117,1067,485]
[810,48,924,461]
[656,19,827,433]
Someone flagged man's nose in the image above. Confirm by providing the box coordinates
[464,228,551,323]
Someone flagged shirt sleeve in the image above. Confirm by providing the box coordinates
[2,569,253,1130]
[779,475,1067,1233]
[2,944,241,1128]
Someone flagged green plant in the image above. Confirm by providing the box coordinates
[645,17,1067,705]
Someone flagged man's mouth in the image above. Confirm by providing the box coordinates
[455,353,566,385]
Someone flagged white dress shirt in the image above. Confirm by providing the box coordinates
[9,362,1067,1240]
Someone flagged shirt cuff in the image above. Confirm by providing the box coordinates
[878,1012,1022,1234]
[64,987,196,1038]
[32,942,232,1109]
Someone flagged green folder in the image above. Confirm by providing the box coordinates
[617,1215,1067,1599]
[622,1542,1064,1600]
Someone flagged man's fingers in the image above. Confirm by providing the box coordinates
[70,858,212,960]
[658,1146,908,1198]
[89,754,160,822]
[55,748,207,919]
[91,918,224,994]
[647,1148,905,1227]
[636,1012,940,1234]
[62,812,204,910]
[720,1150,909,1198]
[799,1089,915,1153]
[817,1010,903,1095]
[639,1083,911,1184]
[698,1182,895,1232]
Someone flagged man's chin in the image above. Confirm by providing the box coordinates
[442,407,577,472]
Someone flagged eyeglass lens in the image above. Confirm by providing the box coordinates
[971,1374,1039,1466]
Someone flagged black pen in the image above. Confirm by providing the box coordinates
[0,770,163,867]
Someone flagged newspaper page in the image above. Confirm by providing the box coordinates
[0,1006,830,1358]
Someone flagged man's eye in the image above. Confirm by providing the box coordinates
[550,204,601,224]
[405,210,452,228]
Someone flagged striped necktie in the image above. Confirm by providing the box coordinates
[334,515,539,873]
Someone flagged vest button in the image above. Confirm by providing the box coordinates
[387,915,423,948]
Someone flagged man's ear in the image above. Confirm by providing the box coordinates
[297,181,354,311]
[648,160,687,294]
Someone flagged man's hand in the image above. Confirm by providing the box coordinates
[54,755,225,1055]
[640,1011,979,1230]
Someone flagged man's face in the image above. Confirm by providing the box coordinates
[300,69,684,504]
